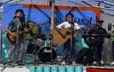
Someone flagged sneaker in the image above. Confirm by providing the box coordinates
[92,61,97,65]
[110,61,114,65]
[61,61,65,65]
[7,60,15,63]
[101,60,104,65]
[72,61,76,65]
[92,61,101,65]
[7,61,13,63]
[7,60,17,64]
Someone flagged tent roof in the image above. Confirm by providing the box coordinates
[0,0,114,16]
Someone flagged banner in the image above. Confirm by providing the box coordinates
[87,68,114,72]
[3,3,101,33]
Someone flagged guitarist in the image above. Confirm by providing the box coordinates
[56,13,80,65]
[109,23,114,65]
[5,9,26,64]
[88,18,109,65]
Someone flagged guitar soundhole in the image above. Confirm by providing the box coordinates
[66,31,70,35]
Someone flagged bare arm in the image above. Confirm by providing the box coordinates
[5,25,16,36]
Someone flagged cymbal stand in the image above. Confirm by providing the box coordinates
[33,34,39,63]
[49,34,54,64]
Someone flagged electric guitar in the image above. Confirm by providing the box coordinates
[7,29,30,43]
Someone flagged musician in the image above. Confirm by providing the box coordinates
[56,12,80,65]
[5,9,26,63]
[88,18,108,65]
[109,23,114,65]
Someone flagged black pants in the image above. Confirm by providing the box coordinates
[112,41,114,61]
[94,44,103,62]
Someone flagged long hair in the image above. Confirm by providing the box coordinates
[13,9,25,22]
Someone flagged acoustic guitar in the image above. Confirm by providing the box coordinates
[52,27,82,45]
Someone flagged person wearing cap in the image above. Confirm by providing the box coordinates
[5,9,26,64]
[108,23,114,65]
[88,18,109,65]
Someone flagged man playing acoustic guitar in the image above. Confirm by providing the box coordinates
[56,12,80,65]
[5,9,26,64]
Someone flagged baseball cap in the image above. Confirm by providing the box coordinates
[98,18,104,23]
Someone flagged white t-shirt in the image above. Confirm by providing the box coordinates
[57,21,80,30]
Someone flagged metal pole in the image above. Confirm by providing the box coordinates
[0,5,3,62]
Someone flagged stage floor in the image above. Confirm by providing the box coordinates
[0,61,114,72]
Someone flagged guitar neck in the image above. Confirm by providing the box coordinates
[71,28,83,34]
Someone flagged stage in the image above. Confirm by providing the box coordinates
[1,2,114,72]
[0,62,114,72]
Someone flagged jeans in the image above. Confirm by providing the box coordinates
[62,37,76,61]
[8,38,26,62]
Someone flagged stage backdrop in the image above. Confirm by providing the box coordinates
[2,4,101,32]
[1,3,101,61]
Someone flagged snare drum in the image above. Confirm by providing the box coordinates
[38,47,57,63]
[34,34,46,46]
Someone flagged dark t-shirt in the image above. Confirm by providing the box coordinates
[88,26,107,45]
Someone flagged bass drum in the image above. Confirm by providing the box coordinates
[38,47,57,63]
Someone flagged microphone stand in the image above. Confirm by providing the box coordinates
[50,34,53,64]
[69,22,74,64]
[16,18,20,63]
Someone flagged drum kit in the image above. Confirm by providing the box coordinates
[24,22,88,64]
[24,22,57,63]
